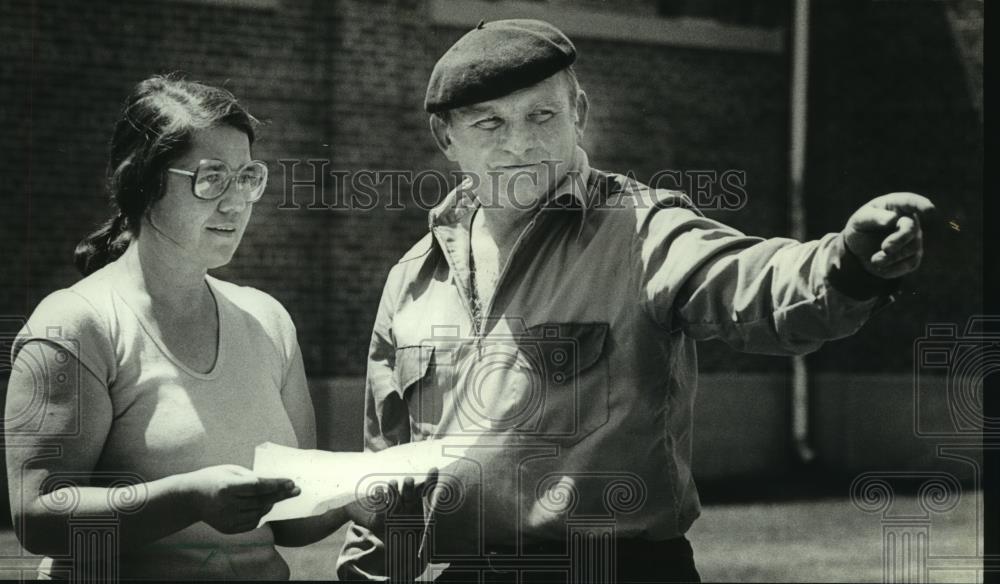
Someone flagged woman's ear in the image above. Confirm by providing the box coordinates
[574,90,590,142]
[429,114,457,161]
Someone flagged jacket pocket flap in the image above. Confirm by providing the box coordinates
[523,322,609,385]
[394,345,435,398]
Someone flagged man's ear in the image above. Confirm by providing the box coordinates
[574,89,590,142]
[429,114,457,161]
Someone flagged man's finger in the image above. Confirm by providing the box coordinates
[881,216,919,253]
[387,480,402,513]
[422,468,440,500]
[392,477,419,516]
[873,192,936,217]
[401,476,416,501]
[851,206,898,232]
[421,468,441,524]
[873,237,921,265]
[426,469,451,519]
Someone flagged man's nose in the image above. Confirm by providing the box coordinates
[498,121,537,158]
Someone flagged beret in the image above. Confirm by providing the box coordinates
[424,19,577,114]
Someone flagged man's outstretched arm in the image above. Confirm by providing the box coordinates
[635,190,934,354]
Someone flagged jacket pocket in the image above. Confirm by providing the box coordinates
[515,322,610,445]
[395,345,435,397]
[377,344,436,441]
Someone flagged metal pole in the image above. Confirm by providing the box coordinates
[790,0,815,464]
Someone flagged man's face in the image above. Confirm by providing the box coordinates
[435,72,587,210]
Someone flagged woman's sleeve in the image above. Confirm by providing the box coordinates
[271,298,317,449]
[10,289,117,387]
[271,299,301,392]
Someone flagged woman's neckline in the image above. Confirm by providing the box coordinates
[108,256,225,379]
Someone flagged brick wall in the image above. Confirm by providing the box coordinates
[0,0,982,444]
[0,0,984,507]
[1,0,343,366]
[0,0,794,378]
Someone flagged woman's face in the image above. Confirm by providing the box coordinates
[149,124,256,270]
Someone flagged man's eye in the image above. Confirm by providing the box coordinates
[473,118,502,130]
[531,111,555,122]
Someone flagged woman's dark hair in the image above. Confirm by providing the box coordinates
[74,74,259,275]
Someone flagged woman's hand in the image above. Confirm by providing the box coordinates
[181,465,300,534]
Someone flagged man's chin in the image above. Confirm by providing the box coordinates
[479,187,548,211]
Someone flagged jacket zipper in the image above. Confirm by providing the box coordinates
[430,225,480,336]
[475,211,541,344]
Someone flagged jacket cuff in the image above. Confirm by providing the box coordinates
[827,233,901,301]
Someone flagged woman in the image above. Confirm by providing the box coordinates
[4,75,428,580]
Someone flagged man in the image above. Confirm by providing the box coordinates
[338,19,933,582]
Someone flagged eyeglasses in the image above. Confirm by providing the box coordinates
[167,159,269,202]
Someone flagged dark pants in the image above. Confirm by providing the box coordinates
[431,536,700,583]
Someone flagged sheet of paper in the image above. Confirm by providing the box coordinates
[253,439,471,526]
